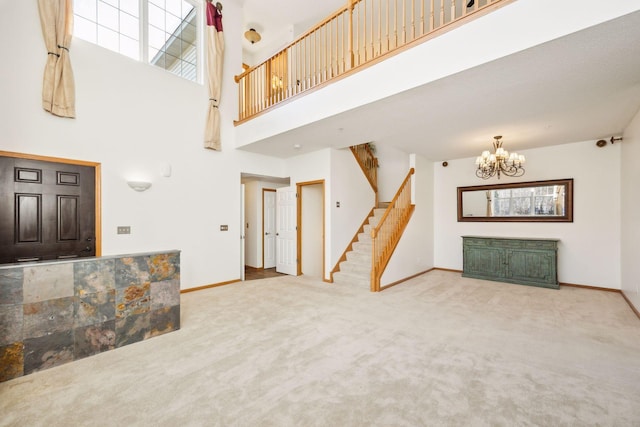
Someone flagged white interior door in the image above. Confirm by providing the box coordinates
[263,190,276,269]
[240,184,245,281]
[276,186,298,275]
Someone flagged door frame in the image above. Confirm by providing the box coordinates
[296,180,325,280]
[261,188,276,269]
[0,150,102,257]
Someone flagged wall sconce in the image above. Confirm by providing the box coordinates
[127,181,152,192]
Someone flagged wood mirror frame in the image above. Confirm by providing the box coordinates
[457,178,573,222]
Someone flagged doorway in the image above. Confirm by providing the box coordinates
[297,180,325,280]
[240,173,290,279]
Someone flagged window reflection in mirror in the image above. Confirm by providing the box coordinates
[457,179,573,222]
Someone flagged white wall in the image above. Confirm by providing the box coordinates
[434,140,621,289]
[0,1,285,290]
[621,108,640,310]
[243,181,261,268]
[374,142,411,202]
[381,154,435,285]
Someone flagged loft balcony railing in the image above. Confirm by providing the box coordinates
[234,0,508,123]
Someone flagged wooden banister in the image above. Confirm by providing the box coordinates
[235,0,508,123]
[350,143,378,196]
[370,167,415,292]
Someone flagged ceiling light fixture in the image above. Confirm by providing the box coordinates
[244,28,261,44]
[475,136,525,179]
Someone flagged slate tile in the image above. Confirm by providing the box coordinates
[23,263,74,303]
[115,257,150,289]
[116,283,150,319]
[150,279,180,310]
[146,305,180,339]
[115,312,150,347]
[147,253,180,282]
[0,268,24,305]
[23,297,76,339]
[74,320,116,359]
[0,304,23,346]
[24,330,74,375]
[75,290,116,327]
[74,259,115,296]
[0,342,24,382]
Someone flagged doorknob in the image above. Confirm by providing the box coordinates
[276,233,279,236]
[82,246,92,252]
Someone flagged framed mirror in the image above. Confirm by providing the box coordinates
[457,179,573,222]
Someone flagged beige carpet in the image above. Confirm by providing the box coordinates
[2,270,640,426]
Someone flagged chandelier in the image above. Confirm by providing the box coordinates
[475,135,525,179]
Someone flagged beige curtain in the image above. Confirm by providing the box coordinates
[204,1,224,150]
[38,0,76,118]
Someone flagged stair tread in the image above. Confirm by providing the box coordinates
[333,271,370,288]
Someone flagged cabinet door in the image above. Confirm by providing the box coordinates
[463,245,506,279]
[506,249,557,287]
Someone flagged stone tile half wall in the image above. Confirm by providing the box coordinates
[0,251,180,382]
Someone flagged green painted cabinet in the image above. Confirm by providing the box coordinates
[462,236,559,289]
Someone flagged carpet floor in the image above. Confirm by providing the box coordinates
[1,270,640,426]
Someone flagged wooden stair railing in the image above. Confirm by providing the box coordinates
[234,0,508,123]
[370,168,415,292]
[350,143,378,197]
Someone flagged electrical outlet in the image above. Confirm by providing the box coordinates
[117,226,131,235]
[220,225,228,231]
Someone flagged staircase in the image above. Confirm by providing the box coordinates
[332,143,415,291]
[332,207,386,289]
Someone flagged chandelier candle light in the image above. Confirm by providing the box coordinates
[475,136,525,179]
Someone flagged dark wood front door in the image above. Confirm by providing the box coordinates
[0,155,97,264]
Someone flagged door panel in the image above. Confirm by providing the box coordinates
[58,195,79,241]
[275,186,297,275]
[0,156,96,264]
[263,190,276,269]
[16,193,42,243]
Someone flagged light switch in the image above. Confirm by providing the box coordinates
[117,226,131,234]
[220,225,228,231]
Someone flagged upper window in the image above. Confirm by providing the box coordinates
[74,0,199,82]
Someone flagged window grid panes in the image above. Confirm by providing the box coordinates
[491,186,565,216]
[147,0,197,81]
[73,0,199,82]
[74,0,141,60]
